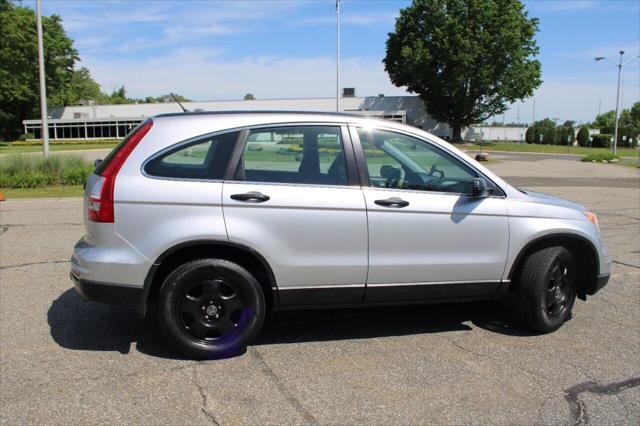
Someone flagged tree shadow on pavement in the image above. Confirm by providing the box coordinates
[48,287,537,360]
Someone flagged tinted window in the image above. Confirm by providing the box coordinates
[234,126,348,186]
[358,128,478,194]
[145,131,238,179]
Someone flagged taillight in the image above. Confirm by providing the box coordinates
[88,119,153,222]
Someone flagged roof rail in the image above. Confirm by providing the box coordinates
[155,110,371,119]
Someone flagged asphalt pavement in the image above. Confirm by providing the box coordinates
[1,157,638,424]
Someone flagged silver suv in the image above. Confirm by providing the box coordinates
[71,112,611,359]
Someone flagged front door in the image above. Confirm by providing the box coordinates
[352,126,509,302]
[223,125,368,305]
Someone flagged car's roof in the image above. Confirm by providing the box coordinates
[152,110,403,129]
[155,110,367,119]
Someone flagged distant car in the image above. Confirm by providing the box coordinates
[71,112,611,359]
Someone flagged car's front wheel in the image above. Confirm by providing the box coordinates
[516,246,576,333]
[158,258,265,359]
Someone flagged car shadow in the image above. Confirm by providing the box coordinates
[48,288,537,360]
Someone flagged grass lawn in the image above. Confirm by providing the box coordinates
[1,185,84,199]
[464,142,639,157]
[0,143,117,154]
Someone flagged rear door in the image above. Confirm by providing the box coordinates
[222,124,368,305]
[351,126,510,302]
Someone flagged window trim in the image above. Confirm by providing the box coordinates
[349,125,506,198]
[224,122,360,188]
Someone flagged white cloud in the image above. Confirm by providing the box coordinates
[80,51,407,101]
[299,12,397,26]
[63,9,171,31]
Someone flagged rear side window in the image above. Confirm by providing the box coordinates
[144,131,239,179]
[233,126,348,186]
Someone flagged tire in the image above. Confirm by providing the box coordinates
[158,258,266,360]
[516,246,577,333]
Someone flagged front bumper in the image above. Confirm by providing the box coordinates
[71,272,143,306]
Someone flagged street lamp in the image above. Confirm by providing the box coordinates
[595,50,640,156]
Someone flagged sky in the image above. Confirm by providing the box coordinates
[22,0,640,124]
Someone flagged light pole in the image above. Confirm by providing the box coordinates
[595,51,640,156]
[36,0,50,156]
[336,0,340,112]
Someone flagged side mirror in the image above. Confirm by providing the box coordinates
[94,158,102,168]
[380,165,395,179]
[470,177,490,198]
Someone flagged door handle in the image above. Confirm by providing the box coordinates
[374,197,409,208]
[230,191,270,203]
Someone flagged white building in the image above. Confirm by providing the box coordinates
[22,92,529,142]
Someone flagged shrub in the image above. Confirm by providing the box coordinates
[0,174,12,187]
[525,127,535,144]
[363,148,386,157]
[11,139,118,146]
[577,126,590,147]
[525,118,557,144]
[319,148,339,154]
[555,125,575,146]
[18,133,34,141]
[619,127,640,147]
[0,154,32,175]
[0,172,54,188]
[590,134,612,148]
[62,166,94,185]
[581,153,619,163]
[0,154,92,188]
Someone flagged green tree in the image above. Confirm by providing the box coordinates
[244,93,255,100]
[106,86,134,104]
[576,126,590,147]
[0,0,78,139]
[383,0,541,141]
[526,118,556,144]
[49,67,103,106]
[619,101,640,128]
[629,101,640,125]
[556,123,575,146]
[525,126,535,144]
[593,110,615,128]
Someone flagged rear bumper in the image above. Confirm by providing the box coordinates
[71,272,143,306]
[588,273,610,296]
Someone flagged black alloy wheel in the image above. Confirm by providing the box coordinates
[158,258,265,360]
[516,246,577,333]
[176,278,248,342]
[545,261,572,318]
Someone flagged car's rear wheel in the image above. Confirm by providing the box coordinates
[516,246,576,333]
[158,258,265,359]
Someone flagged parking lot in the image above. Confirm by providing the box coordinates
[1,156,638,425]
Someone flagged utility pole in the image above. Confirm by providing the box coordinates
[36,0,50,156]
[336,0,340,112]
[532,98,535,125]
[595,51,640,156]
